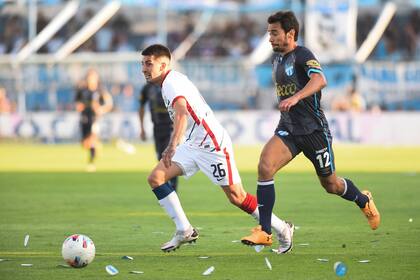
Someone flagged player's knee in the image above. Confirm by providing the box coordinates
[147,173,161,188]
[82,140,89,149]
[258,161,275,179]
[321,180,340,194]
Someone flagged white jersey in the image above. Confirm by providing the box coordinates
[161,70,225,151]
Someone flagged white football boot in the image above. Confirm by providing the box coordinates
[161,226,199,252]
[275,221,294,254]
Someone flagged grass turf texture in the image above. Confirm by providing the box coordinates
[0,143,419,279]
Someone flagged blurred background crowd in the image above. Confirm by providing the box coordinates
[1,3,419,59]
[0,0,419,115]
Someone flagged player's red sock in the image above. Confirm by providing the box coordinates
[240,193,257,214]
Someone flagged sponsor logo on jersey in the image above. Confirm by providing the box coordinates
[306,59,322,69]
[277,130,289,137]
[276,83,297,97]
[285,62,294,76]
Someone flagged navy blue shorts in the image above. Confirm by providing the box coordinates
[80,114,94,140]
[275,127,335,177]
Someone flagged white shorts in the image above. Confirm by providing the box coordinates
[172,137,241,186]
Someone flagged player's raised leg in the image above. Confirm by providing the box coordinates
[147,160,198,252]
[318,174,380,230]
[241,135,293,247]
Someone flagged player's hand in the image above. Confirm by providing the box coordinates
[140,130,146,141]
[279,96,299,112]
[162,145,176,168]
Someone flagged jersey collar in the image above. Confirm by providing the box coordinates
[160,70,171,87]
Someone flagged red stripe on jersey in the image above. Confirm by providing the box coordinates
[202,119,220,151]
[171,96,201,125]
[223,147,233,185]
[171,96,220,150]
[160,70,171,87]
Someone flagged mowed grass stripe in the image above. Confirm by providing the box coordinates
[0,144,420,279]
[1,143,419,172]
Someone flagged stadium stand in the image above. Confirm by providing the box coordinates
[0,0,419,113]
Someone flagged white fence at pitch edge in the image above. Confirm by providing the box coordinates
[1,111,420,146]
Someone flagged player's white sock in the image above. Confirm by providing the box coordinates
[158,191,191,232]
[251,209,287,235]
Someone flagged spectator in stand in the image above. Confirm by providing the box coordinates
[112,33,134,52]
[95,21,114,52]
[404,10,420,59]
[0,37,6,54]
[0,86,13,113]
[46,32,64,53]
[332,87,366,113]
[3,14,26,54]
[36,12,49,53]
[113,83,137,112]
[373,21,402,61]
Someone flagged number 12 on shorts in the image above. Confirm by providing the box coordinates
[316,151,331,168]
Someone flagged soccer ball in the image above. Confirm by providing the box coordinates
[62,234,95,268]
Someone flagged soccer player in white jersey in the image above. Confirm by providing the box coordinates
[141,44,294,253]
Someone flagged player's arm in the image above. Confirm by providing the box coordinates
[297,72,327,100]
[279,73,327,112]
[162,97,188,168]
[75,102,85,112]
[139,87,148,141]
[139,106,146,141]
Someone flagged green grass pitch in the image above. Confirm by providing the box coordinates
[0,143,419,279]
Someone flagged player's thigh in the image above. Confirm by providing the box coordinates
[259,135,294,174]
[91,121,99,137]
[300,131,336,177]
[149,160,184,187]
[81,134,93,149]
[80,121,91,138]
[171,144,200,179]
[195,146,241,186]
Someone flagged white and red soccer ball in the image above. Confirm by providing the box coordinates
[62,234,95,268]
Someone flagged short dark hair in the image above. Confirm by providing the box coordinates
[268,11,299,41]
[141,44,171,60]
